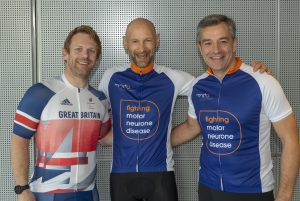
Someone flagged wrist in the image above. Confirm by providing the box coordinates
[14,184,30,194]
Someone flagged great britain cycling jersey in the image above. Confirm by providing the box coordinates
[188,57,292,193]
[99,63,194,173]
[13,74,110,199]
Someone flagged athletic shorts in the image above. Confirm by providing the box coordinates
[198,182,274,201]
[110,171,178,201]
[33,187,99,201]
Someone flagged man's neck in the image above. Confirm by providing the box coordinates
[209,57,241,81]
[64,71,88,89]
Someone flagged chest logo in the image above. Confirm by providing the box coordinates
[114,83,131,90]
[60,98,73,106]
[199,110,242,155]
[195,93,212,101]
[120,99,160,140]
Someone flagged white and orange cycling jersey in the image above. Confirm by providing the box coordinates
[13,74,110,197]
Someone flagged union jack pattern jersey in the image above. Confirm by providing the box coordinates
[13,74,110,196]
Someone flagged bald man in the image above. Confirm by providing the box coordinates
[99,18,193,201]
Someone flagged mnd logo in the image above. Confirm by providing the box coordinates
[196,93,212,101]
[114,83,131,90]
[120,99,160,140]
[199,110,242,155]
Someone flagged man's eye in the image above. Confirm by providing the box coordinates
[203,42,211,46]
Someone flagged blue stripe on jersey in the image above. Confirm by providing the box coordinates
[108,68,174,172]
[192,70,263,193]
[13,83,55,138]
[31,166,70,183]
[88,85,107,101]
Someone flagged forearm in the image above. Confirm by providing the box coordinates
[172,123,192,147]
[276,139,300,201]
[273,114,300,201]
[11,134,31,185]
[171,116,201,147]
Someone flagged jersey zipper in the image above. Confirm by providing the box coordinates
[75,87,81,190]
[136,71,143,172]
[217,78,224,191]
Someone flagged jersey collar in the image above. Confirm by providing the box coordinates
[207,57,242,76]
[62,73,88,91]
[130,63,154,74]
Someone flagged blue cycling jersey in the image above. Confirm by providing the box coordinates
[99,63,194,173]
[188,58,292,193]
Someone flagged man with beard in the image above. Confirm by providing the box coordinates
[99,18,190,201]
[99,18,270,201]
[11,25,111,201]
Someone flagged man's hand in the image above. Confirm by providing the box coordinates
[250,61,272,74]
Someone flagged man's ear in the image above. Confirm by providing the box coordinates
[156,33,160,47]
[198,43,203,56]
[123,36,128,49]
[62,48,68,60]
[233,37,238,53]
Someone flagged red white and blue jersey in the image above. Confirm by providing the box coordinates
[13,74,110,197]
[188,57,292,193]
[99,63,194,173]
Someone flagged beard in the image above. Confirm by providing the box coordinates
[130,52,155,68]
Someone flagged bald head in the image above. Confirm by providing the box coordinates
[125,18,157,37]
[123,18,160,68]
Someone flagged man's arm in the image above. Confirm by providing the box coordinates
[272,113,300,201]
[99,129,112,146]
[11,134,36,201]
[99,119,111,140]
[171,116,201,147]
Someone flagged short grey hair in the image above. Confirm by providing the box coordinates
[197,14,236,43]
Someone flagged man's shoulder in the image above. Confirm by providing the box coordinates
[88,85,107,101]
[154,64,195,79]
[103,64,130,74]
[239,63,277,85]
[26,81,53,95]
[193,72,210,83]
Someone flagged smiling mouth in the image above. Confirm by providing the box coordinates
[78,61,89,65]
[210,56,223,60]
[136,54,147,59]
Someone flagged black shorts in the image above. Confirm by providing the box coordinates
[110,171,178,201]
[198,182,274,201]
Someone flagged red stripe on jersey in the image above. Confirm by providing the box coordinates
[49,189,84,193]
[15,113,38,130]
[47,157,88,166]
[37,156,88,167]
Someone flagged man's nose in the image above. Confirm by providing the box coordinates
[212,42,221,53]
